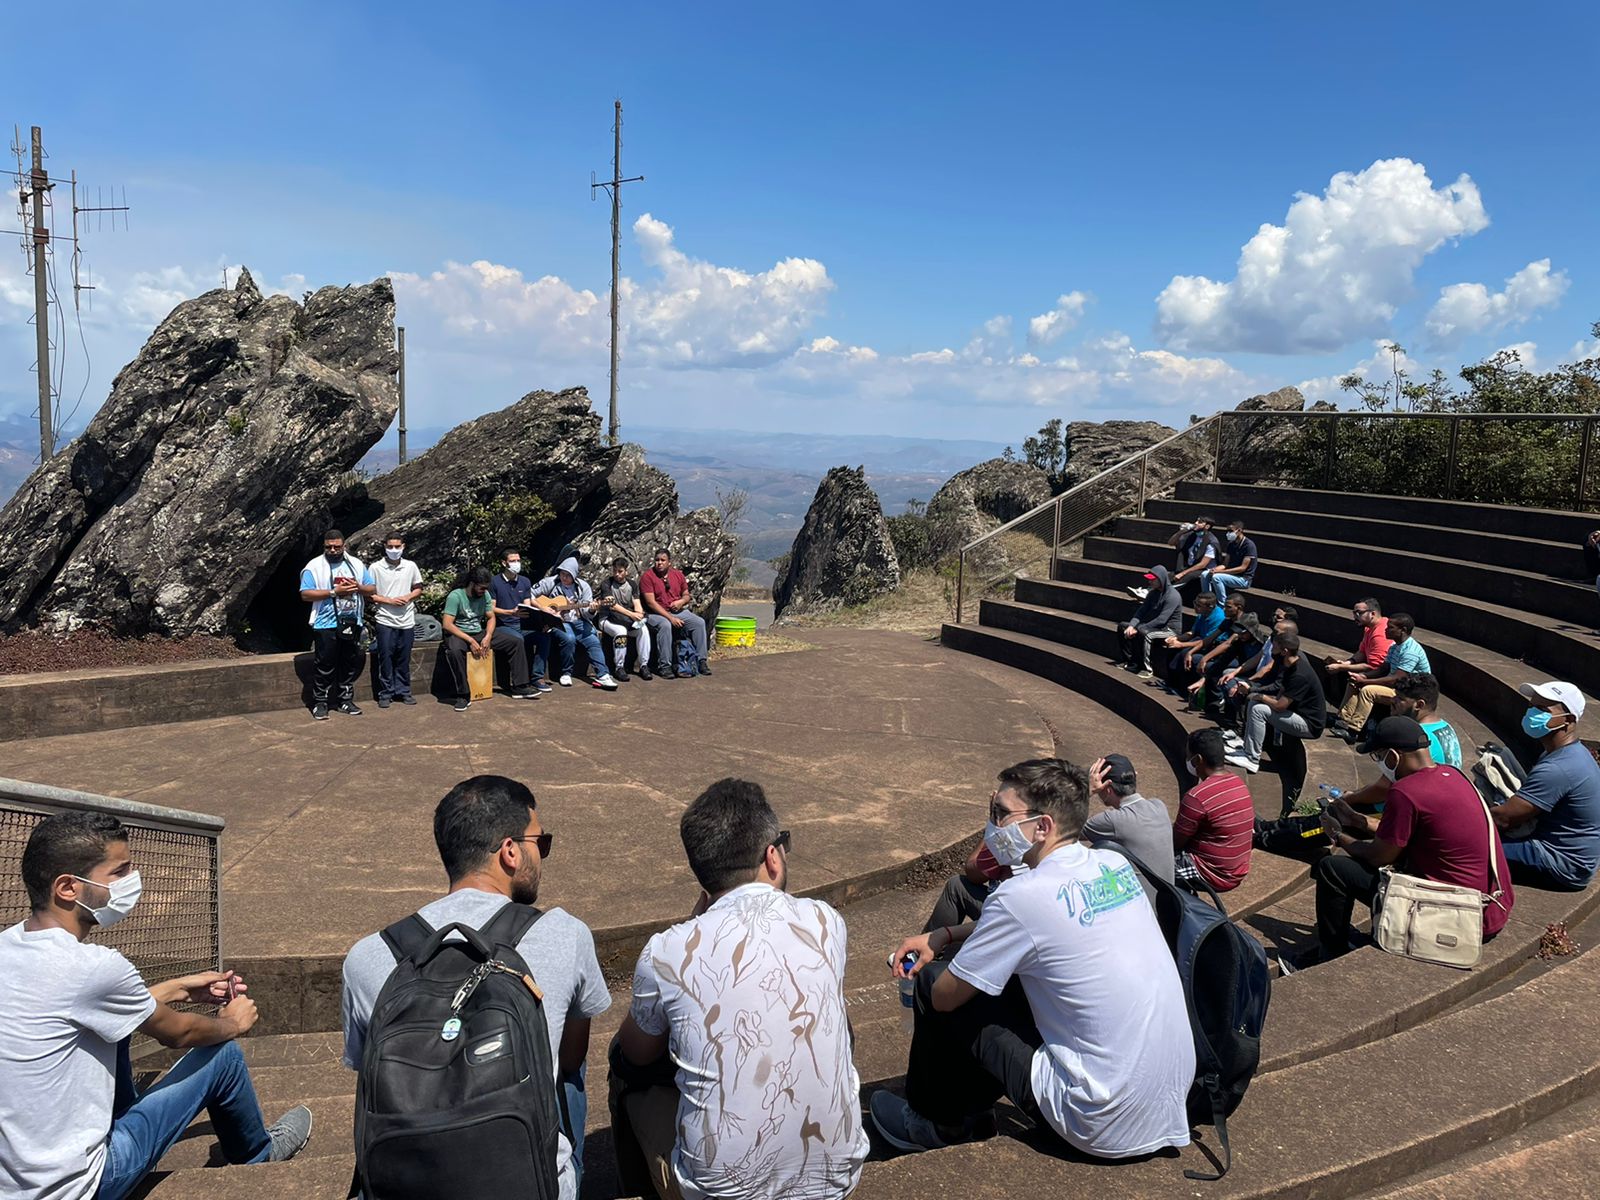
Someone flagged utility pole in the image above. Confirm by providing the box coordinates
[396,325,408,464]
[29,127,52,463]
[591,100,643,446]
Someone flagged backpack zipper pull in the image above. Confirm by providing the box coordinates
[488,959,545,1002]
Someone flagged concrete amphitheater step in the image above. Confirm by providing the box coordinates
[141,1154,354,1199]
[1175,480,1600,547]
[852,938,1600,1198]
[1142,497,1581,582]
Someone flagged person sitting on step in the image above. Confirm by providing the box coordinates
[1174,729,1255,893]
[921,837,1014,937]
[1186,608,1262,719]
[596,557,652,682]
[640,548,711,679]
[1491,681,1600,891]
[490,547,554,694]
[1225,634,1326,816]
[1161,592,1224,694]
[340,775,610,1200]
[443,567,539,710]
[1218,618,1297,733]
[1116,564,1181,679]
[1335,672,1464,816]
[530,556,620,690]
[612,779,868,1200]
[0,812,312,1200]
[1167,515,1220,599]
[872,758,1194,1160]
[1331,612,1430,741]
[1287,716,1514,972]
[1322,597,1393,711]
[1200,519,1258,602]
[1082,754,1177,885]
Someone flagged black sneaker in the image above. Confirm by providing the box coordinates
[453,697,470,712]
[660,668,679,679]
[336,701,363,716]
[612,667,630,682]
[400,694,417,705]
[636,666,653,681]
[698,661,713,676]
[533,679,554,693]
[377,697,392,709]
[511,686,539,700]
[311,703,329,721]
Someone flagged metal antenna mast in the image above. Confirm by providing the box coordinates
[591,99,643,446]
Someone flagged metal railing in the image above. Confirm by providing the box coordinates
[953,409,1600,623]
[0,779,225,1028]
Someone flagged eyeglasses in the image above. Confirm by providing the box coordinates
[742,829,791,868]
[1352,608,1371,616]
[510,833,554,859]
[989,803,1040,826]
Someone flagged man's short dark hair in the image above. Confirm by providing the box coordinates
[1360,597,1382,616]
[612,557,629,569]
[1277,633,1302,657]
[654,547,672,559]
[1195,515,1217,527]
[433,776,537,883]
[1388,612,1415,637]
[1195,593,1217,608]
[1229,519,1246,532]
[1189,728,1226,768]
[323,528,345,543]
[384,531,404,545]
[22,811,129,911]
[680,778,781,895]
[1396,672,1441,709]
[503,547,521,561]
[1276,605,1298,621]
[468,566,493,587]
[996,758,1090,839]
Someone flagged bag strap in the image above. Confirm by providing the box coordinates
[481,901,542,956]
[1447,766,1506,908]
[379,913,434,964]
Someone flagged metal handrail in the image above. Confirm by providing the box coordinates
[0,777,225,835]
[952,407,1600,623]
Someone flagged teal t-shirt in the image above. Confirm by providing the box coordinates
[444,588,489,635]
[1422,719,1462,768]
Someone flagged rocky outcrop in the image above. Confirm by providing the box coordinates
[342,394,736,619]
[772,466,900,620]
[1218,386,1337,481]
[0,270,398,636]
[1062,420,1184,488]
[924,457,1053,561]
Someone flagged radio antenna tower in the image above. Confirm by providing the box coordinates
[590,100,643,447]
[8,124,129,462]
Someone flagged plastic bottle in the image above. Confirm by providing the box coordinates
[898,954,918,1034]
[1306,784,1344,838]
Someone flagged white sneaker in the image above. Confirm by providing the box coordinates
[558,674,573,687]
[594,674,619,690]
[1126,586,1150,600]
[1225,752,1260,774]
[1222,730,1244,747]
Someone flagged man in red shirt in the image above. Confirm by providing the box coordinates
[640,548,710,678]
[1173,728,1254,892]
[1323,597,1393,707]
[1289,715,1514,971]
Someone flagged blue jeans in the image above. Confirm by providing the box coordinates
[373,624,415,699]
[562,1065,587,1193]
[1503,837,1589,891]
[549,619,608,677]
[1201,570,1252,601]
[97,1040,270,1200]
[504,624,552,680]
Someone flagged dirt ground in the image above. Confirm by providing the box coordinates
[0,629,248,676]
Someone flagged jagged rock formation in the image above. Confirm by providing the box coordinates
[924,457,1053,562]
[342,391,736,618]
[0,270,398,636]
[772,466,900,620]
[1219,386,1337,481]
[1062,420,1184,488]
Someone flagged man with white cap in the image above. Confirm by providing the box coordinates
[1492,682,1600,890]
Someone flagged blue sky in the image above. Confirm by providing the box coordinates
[3,1,1596,451]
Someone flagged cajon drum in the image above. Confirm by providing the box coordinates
[466,649,494,700]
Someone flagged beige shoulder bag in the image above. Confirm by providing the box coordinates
[1372,787,1507,970]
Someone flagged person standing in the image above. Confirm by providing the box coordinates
[641,548,710,678]
[298,529,375,721]
[597,557,653,682]
[369,532,423,709]
[490,548,553,694]
[443,567,538,711]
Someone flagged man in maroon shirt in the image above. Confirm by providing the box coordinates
[640,548,710,678]
[1173,728,1255,893]
[1289,715,1514,972]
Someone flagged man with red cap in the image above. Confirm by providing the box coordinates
[1115,565,1181,679]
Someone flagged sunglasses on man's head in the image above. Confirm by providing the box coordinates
[510,833,554,859]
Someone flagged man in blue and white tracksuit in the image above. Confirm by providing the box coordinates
[297,528,374,719]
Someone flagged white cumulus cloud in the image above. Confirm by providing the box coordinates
[1027,291,1090,347]
[1424,259,1569,345]
[1156,158,1489,354]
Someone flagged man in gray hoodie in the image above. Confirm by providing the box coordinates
[529,557,620,689]
[1116,565,1182,679]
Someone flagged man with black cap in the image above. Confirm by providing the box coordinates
[1083,755,1176,885]
[1288,715,1514,971]
[1116,565,1181,679]
[1492,681,1600,890]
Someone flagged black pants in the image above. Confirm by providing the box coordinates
[1116,624,1171,672]
[1312,852,1380,959]
[904,971,1044,1128]
[312,628,364,704]
[1266,728,1310,815]
[443,629,530,698]
[373,625,415,700]
[924,876,989,933]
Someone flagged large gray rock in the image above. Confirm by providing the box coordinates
[0,269,398,636]
[1218,386,1337,482]
[1062,420,1183,488]
[772,466,900,619]
[925,457,1053,562]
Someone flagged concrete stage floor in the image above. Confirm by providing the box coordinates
[3,629,1052,961]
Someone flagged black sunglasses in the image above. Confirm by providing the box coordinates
[748,829,791,867]
[510,833,554,859]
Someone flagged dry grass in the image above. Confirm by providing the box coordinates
[708,631,816,660]
[779,569,959,638]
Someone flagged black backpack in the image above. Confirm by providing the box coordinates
[353,905,562,1200]
[1100,844,1270,1181]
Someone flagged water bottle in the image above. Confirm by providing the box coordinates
[1307,785,1343,838]
[898,954,918,1034]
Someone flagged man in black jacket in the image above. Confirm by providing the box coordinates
[1116,565,1182,679]
[1226,633,1326,813]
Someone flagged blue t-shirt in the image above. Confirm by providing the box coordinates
[1189,607,1225,641]
[1515,741,1600,888]
[1422,719,1463,769]
[489,572,534,630]
[1385,638,1431,676]
[1221,536,1257,580]
[299,557,374,630]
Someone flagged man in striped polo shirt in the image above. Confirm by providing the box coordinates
[1173,728,1254,893]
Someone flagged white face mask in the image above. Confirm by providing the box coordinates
[73,870,142,928]
[983,815,1040,868]
[385,547,403,561]
[505,561,522,576]
[1375,753,1398,783]
[1186,757,1199,777]
[1226,531,1238,543]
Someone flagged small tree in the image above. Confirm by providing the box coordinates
[1022,417,1068,492]
[716,486,753,583]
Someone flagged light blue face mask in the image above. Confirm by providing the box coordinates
[1522,707,1563,739]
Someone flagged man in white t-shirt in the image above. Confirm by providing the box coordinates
[0,811,312,1200]
[368,530,424,708]
[613,779,870,1200]
[874,758,1195,1160]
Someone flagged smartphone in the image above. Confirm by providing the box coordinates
[225,971,239,1002]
